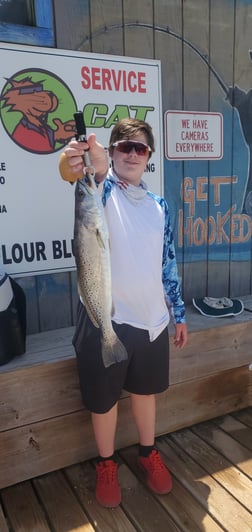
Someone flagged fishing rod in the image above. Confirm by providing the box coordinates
[79,22,229,97]
[161,24,229,97]
[125,22,229,96]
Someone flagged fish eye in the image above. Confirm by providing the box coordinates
[77,185,86,197]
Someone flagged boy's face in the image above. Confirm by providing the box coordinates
[111,133,150,186]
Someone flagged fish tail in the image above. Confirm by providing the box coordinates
[101,335,128,368]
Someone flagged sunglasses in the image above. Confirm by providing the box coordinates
[112,140,151,156]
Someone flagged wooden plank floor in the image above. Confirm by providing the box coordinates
[0,407,251,532]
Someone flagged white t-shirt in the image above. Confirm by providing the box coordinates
[104,184,170,341]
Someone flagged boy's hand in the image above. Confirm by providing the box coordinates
[59,133,108,183]
[173,323,188,349]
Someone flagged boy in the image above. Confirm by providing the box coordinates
[59,118,188,507]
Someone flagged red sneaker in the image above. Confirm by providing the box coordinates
[95,460,121,508]
[138,449,172,494]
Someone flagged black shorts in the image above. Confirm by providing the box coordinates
[72,301,170,414]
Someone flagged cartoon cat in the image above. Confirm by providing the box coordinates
[1,76,75,153]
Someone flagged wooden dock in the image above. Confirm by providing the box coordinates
[0,407,251,531]
[1,298,252,491]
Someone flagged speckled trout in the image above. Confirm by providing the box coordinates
[73,174,128,368]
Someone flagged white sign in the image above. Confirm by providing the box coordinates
[0,43,163,276]
[165,110,223,160]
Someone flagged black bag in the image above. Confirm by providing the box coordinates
[0,272,26,365]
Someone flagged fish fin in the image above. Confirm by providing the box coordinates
[96,229,106,249]
[101,335,128,368]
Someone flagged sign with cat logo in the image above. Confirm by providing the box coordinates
[0,43,163,276]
